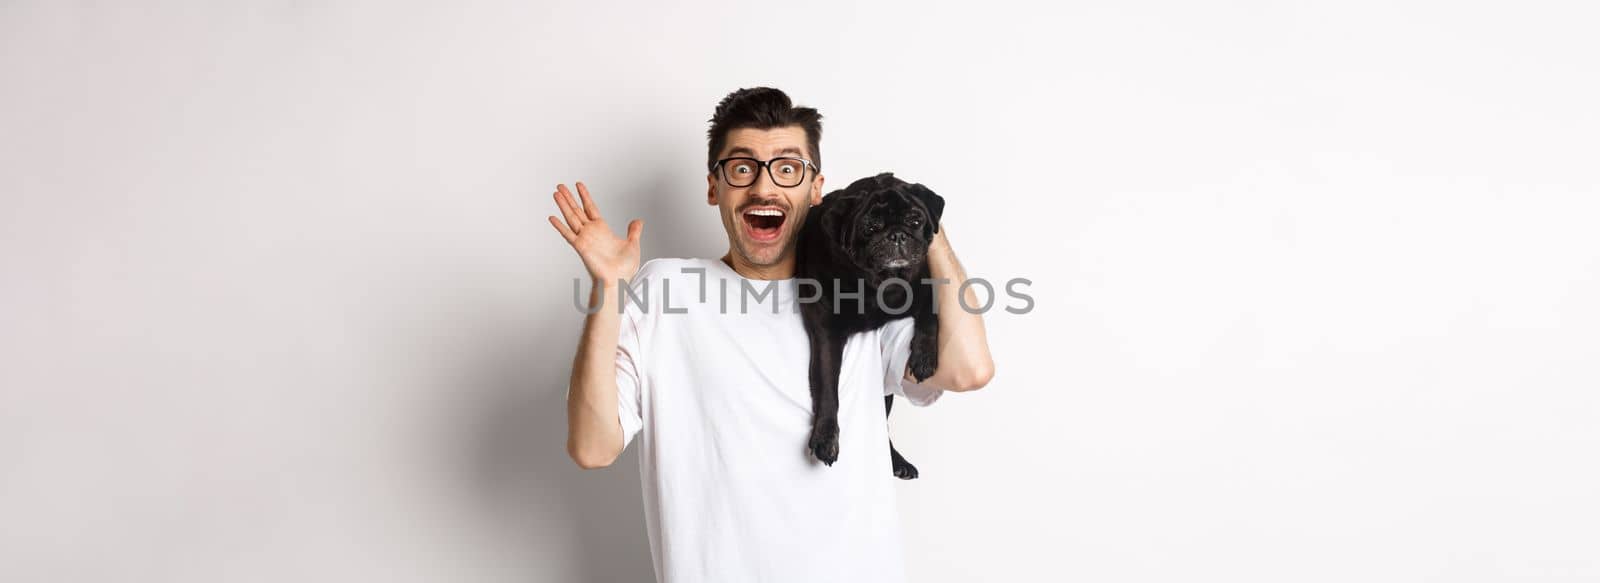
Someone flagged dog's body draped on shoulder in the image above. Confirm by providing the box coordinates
[794,172,946,479]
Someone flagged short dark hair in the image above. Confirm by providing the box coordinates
[706,87,823,174]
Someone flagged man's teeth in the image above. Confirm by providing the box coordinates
[746,209,784,216]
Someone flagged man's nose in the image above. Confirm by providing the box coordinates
[746,166,782,196]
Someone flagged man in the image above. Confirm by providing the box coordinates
[549,87,994,583]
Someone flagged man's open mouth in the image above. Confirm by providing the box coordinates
[741,207,786,243]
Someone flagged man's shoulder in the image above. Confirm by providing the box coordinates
[621,258,724,318]
[632,257,719,282]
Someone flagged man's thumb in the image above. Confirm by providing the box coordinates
[626,219,644,243]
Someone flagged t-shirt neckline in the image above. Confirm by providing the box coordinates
[707,257,798,286]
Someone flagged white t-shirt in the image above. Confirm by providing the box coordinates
[610,257,943,583]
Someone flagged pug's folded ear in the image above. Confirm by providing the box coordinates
[819,196,851,252]
[908,183,945,233]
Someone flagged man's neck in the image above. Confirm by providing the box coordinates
[721,251,794,280]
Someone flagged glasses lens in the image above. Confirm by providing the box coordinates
[724,159,757,187]
[771,159,806,187]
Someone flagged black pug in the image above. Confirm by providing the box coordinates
[796,171,944,479]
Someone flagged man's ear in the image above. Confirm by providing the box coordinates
[810,173,824,207]
[909,183,945,234]
[707,174,718,206]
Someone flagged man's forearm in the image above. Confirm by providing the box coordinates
[567,279,626,468]
[920,231,995,391]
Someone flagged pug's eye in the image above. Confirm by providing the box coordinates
[907,217,922,227]
[866,221,883,233]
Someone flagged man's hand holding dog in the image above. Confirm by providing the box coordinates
[916,224,996,392]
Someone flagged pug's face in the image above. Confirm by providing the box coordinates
[826,173,945,284]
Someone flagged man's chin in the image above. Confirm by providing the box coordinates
[735,239,788,267]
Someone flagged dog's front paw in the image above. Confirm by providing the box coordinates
[808,420,840,465]
[890,445,919,480]
[908,348,938,383]
[892,458,919,480]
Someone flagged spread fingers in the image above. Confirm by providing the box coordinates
[576,181,603,221]
[554,185,586,230]
[548,215,577,243]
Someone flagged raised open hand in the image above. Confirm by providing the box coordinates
[548,182,644,283]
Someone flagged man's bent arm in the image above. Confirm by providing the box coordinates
[548,181,642,470]
[915,227,995,392]
[566,279,627,468]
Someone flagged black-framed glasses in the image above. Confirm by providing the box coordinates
[710,156,817,188]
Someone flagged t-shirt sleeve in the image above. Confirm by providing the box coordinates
[879,317,944,407]
[615,299,646,450]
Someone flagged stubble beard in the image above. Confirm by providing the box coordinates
[726,205,805,268]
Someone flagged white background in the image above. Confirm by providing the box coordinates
[3,1,1598,581]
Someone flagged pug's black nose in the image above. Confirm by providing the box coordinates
[888,232,908,245]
